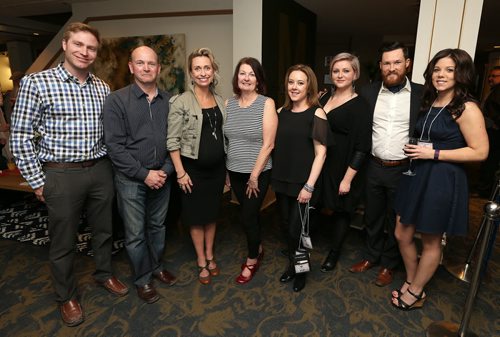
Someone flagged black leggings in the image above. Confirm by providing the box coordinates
[330,211,351,253]
[276,192,309,263]
[229,170,271,259]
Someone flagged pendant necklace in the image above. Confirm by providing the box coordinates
[206,107,218,140]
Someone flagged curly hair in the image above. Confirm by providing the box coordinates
[421,48,477,119]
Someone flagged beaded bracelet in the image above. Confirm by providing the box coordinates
[303,183,314,193]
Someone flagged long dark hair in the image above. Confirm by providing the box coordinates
[421,48,477,119]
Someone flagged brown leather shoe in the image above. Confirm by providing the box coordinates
[375,267,394,287]
[349,259,374,273]
[154,270,177,286]
[136,283,160,304]
[59,298,84,327]
[96,276,129,296]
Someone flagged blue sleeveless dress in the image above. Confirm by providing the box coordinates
[395,107,468,235]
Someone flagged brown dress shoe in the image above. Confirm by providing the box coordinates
[59,298,84,327]
[375,267,394,287]
[154,270,177,286]
[349,259,374,273]
[96,276,129,296]
[136,283,160,304]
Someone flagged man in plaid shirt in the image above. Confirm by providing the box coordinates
[10,22,128,327]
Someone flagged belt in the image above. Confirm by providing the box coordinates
[43,157,104,169]
[372,156,409,167]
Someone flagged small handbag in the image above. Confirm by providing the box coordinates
[293,201,313,274]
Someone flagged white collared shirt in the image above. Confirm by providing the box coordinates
[372,78,411,160]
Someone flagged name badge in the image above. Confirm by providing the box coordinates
[418,141,433,149]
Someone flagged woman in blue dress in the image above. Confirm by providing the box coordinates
[392,49,489,310]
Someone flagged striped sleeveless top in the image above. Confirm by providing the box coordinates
[224,94,272,173]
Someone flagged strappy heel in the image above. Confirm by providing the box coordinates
[392,288,426,311]
[235,262,259,284]
[198,263,211,285]
[206,258,220,277]
[392,280,411,299]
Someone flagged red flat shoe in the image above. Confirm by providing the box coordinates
[235,263,259,284]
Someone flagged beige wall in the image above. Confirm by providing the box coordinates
[28,0,236,98]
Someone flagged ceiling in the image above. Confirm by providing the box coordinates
[294,0,500,53]
[0,0,498,54]
[0,0,99,51]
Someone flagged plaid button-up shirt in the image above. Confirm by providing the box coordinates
[10,63,110,189]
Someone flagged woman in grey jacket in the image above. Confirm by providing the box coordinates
[167,48,226,285]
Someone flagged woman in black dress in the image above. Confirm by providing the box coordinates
[319,53,371,272]
[392,49,488,310]
[167,48,226,285]
[272,64,328,292]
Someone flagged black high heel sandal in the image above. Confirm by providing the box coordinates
[392,280,411,299]
[392,288,426,311]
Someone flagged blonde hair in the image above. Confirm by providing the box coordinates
[187,47,220,88]
[329,52,360,81]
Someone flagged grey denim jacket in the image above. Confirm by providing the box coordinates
[166,88,226,159]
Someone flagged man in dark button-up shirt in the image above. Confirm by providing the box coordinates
[10,22,129,327]
[103,46,176,304]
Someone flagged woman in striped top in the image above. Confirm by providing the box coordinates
[224,57,277,284]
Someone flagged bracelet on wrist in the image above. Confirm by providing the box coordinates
[303,183,314,193]
[434,149,440,161]
[177,172,187,180]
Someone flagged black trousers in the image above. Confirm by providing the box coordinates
[478,128,500,194]
[228,169,271,259]
[276,192,309,265]
[362,158,405,269]
[43,158,115,302]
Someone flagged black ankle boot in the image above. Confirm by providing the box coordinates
[320,250,340,273]
[293,273,306,292]
[279,266,295,283]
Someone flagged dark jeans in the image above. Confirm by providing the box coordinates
[114,171,171,287]
[228,169,271,259]
[362,158,404,269]
[276,192,309,265]
[43,158,114,302]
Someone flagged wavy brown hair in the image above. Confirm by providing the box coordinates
[282,64,319,110]
[232,57,267,96]
[421,48,477,119]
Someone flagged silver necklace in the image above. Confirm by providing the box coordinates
[206,107,218,140]
[419,99,447,141]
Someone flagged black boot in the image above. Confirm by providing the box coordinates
[293,273,306,292]
[320,250,340,273]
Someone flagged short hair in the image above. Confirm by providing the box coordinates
[421,48,477,119]
[282,64,320,110]
[187,47,219,87]
[379,41,409,61]
[231,57,267,96]
[63,22,100,45]
[329,52,361,81]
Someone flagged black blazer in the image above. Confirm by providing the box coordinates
[359,80,424,138]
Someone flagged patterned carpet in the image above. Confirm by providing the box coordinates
[0,192,498,337]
